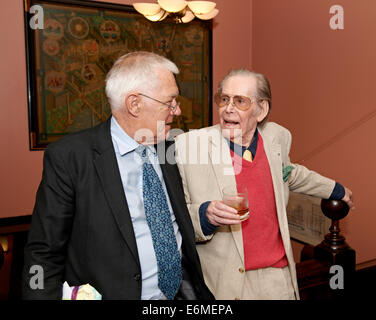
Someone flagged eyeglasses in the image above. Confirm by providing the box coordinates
[214,93,260,111]
[139,93,180,114]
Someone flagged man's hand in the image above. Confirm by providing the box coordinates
[206,200,241,226]
[342,187,355,210]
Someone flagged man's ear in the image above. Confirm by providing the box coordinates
[256,100,269,123]
[125,93,141,117]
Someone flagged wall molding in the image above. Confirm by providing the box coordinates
[0,215,31,234]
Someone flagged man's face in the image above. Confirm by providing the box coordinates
[138,68,180,144]
[218,75,262,147]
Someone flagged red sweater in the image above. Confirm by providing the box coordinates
[231,133,288,270]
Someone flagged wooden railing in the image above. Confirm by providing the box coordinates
[296,199,356,300]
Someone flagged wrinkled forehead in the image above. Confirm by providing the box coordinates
[221,75,257,97]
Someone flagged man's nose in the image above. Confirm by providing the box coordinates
[224,99,236,112]
[174,104,182,116]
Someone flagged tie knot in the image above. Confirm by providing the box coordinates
[135,145,148,162]
[243,149,253,162]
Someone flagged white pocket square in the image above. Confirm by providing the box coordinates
[62,281,102,300]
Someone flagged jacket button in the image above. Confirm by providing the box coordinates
[134,274,141,281]
[238,267,244,273]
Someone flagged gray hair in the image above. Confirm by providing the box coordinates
[217,69,272,124]
[105,51,179,111]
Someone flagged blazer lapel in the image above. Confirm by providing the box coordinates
[157,142,194,232]
[258,127,291,246]
[208,126,245,264]
[92,118,140,266]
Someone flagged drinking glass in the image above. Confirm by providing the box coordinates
[222,185,249,221]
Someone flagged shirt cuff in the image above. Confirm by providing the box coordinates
[199,201,218,236]
[329,182,345,200]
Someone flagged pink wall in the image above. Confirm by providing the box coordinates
[212,0,252,124]
[0,0,252,218]
[5,0,372,266]
[0,0,43,217]
[252,0,376,264]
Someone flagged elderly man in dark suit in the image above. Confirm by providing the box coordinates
[22,51,214,300]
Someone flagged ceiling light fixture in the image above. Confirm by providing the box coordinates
[133,1,219,23]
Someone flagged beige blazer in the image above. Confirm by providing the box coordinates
[175,122,335,300]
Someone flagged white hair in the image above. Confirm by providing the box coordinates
[105,51,179,111]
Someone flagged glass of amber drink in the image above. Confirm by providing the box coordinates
[222,185,249,221]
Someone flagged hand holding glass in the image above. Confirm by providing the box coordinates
[222,186,249,221]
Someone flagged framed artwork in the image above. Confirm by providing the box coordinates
[24,0,212,150]
[287,192,331,245]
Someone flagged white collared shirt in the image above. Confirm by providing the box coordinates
[110,116,182,300]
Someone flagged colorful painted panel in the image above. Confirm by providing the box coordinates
[25,0,211,149]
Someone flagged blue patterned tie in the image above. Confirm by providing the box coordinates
[136,145,181,300]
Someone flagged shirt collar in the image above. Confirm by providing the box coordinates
[227,128,258,157]
[110,116,156,156]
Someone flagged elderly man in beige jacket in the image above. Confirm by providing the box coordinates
[174,69,354,300]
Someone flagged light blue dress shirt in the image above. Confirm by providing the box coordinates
[110,116,182,300]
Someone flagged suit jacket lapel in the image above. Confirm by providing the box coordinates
[258,127,290,242]
[208,125,245,264]
[92,118,140,266]
[158,142,193,233]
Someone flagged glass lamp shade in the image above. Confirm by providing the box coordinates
[188,1,216,15]
[158,0,187,13]
[144,10,168,21]
[195,8,218,20]
[181,9,195,23]
[133,3,161,16]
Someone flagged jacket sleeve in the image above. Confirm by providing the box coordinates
[22,146,75,300]
[174,134,214,243]
[283,128,336,199]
